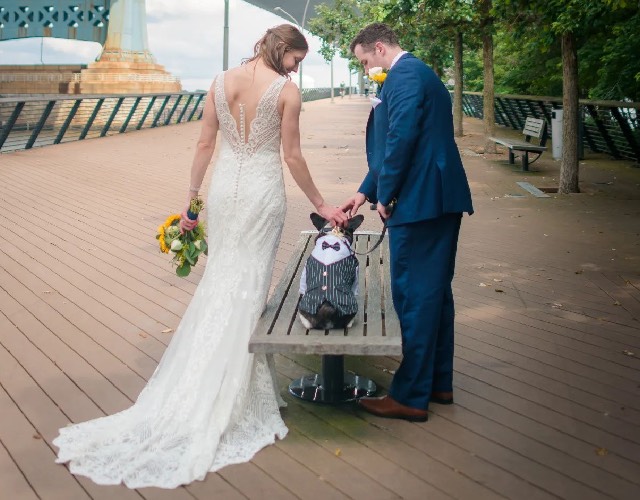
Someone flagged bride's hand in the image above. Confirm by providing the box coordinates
[180,208,199,233]
[317,203,349,228]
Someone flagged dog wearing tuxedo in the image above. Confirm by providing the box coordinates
[298,213,364,330]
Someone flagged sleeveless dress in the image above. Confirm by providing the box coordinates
[53,72,290,489]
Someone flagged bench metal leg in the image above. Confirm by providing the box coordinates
[521,151,529,171]
[288,354,377,404]
[508,149,515,164]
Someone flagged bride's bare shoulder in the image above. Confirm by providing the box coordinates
[280,80,301,102]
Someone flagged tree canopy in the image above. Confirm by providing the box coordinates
[308,0,640,101]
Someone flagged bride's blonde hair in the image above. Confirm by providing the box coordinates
[246,24,308,77]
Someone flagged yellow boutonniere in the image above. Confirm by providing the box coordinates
[368,67,388,84]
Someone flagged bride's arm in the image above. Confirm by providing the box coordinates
[181,88,219,231]
[280,84,347,227]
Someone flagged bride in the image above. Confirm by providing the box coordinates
[53,24,347,489]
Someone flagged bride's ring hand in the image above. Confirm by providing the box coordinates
[180,211,198,233]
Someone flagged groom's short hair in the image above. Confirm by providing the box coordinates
[350,23,399,54]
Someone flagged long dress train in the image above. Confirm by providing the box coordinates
[53,73,290,489]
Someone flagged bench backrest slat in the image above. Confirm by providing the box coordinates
[523,117,546,138]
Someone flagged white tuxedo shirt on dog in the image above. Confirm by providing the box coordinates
[299,233,359,295]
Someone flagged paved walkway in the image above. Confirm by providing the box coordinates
[0,95,639,499]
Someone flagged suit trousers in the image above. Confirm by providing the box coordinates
[388,213,462,409]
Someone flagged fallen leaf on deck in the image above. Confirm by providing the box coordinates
[595,447,608,457]
[613,301,621,306]
[479,282,489,287]
[622,350,635,357]
[495,289,505,293]
[493,279,503,282]
[335,448,342,457]
[162,328,174,334]
[575,270,583,274]
[43,290,52,294]
[33,433,42,440]
[139,332,148,338]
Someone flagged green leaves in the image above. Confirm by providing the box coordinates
[176,263,191,277]
[308,0,639,100]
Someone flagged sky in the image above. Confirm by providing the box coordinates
[0,0,355,91]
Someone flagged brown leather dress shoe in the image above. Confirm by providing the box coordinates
[430,391,454,405]
[357,395,428,422]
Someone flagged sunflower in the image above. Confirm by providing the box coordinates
[157,225,169,253]
[157,214,180,254]
[163,214,181,228]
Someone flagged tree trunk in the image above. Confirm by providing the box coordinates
[432,60,441,78]
[453,31,464,137]
[481,0,496,153]
[559,31,580,193]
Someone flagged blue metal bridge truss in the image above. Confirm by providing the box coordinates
[0,1,110,44]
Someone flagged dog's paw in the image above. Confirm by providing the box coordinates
[347,318,355,328]
[299,313,312,329]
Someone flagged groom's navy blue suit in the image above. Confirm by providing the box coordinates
[359,53,473,409]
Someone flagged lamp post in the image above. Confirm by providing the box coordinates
[274,1,310,108]
[330,48,334,103]
[223,0,229,70]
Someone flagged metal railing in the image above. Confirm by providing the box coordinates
[0,87,346,153]
[0,92,207,152]
[302,87,348,102]
[459,92,640,163]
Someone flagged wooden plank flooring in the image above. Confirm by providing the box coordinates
[1,97,639,499]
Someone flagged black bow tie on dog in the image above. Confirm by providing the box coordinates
[322,241,341,251]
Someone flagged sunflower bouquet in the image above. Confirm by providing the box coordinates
[156,197,208,277]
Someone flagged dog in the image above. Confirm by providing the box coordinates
[298,213,364,329]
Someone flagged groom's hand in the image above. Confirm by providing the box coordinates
[339,192,367,217]
[377,202,392,220]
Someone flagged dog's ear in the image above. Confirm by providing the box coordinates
[347,214,365,232]
[310,213,329,231]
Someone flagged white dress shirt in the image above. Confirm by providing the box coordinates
[390,50,408,69]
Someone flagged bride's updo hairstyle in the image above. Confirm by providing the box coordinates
[246,24,308,77]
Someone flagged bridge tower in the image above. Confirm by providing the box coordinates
[0,0,181,94]
[76,0,181,94]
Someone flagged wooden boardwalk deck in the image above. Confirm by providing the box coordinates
[1,97,639,499]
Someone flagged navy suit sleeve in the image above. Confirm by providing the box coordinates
[377,63,425,206]
[358,171,377,203]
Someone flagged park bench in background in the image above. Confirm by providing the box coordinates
[490,116,548,171]
[249,231,401,404]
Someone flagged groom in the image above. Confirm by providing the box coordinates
[341,23,474,422]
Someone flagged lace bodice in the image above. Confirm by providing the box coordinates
[215,72,287,159]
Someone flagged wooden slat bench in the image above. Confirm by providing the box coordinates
[249,231,401,404]
[489,116,548,171]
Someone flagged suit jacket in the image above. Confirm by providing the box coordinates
[359,53,474,226]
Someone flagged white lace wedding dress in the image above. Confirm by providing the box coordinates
[53,73,290,489]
